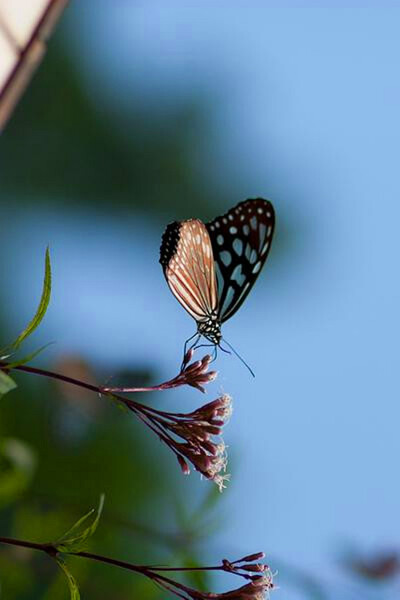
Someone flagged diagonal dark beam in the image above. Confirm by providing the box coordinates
[0,0,69,132]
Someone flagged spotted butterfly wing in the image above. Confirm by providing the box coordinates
[206,198,275,323]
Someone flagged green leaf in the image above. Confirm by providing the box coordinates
[55,494,105,553]
[106,392,129,413]
[196,483,222,519]
[181,554,209,591]
[0,371,17,397]
[56,558,80,600]
[5,343,53,369]
[10,246,52,350]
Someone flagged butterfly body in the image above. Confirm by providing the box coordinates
[197,310,221,345]
[160,198,275,350]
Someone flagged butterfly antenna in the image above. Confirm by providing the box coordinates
[221,339,255,378]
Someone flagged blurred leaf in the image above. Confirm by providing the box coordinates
[195,484,222,521]
[13,504,79,544]
[56,558,80,600]
[174,497,190,531]
[181,554,209,591]
[0,370,17,397]
[105,393,129,414]
[7,247,51,352]
[173,486,222,548]
[0,437,36,507]
[55,494,104,553]
[131,576,162,599]
[0,552,35,600]
[0,37,215,218]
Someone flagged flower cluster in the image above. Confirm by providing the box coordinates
[127,393,232,491]
[146,553,275,600]
[169,350,218,393]
[100,350,231,487]
[102,350,217,394]
[173,395,232,490]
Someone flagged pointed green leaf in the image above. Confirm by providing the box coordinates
[11,246,52,350]
[5,343,53,369]
[0,371,17,397]
[55,494,105,553]
[56,558,80,600]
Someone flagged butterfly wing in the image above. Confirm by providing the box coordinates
[159,219,218,322]
[206,198,275,323]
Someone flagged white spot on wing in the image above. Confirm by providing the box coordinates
[233,238,243,255]
[253,261,262,274]
[249,249,258,264]
[232,264,246,286]
[220,251,232,266]
[261,241,270,254]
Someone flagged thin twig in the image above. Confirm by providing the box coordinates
[0,536,273,600]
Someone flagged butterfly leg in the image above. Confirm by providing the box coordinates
[181,333,201,371]
[212,344,218,363]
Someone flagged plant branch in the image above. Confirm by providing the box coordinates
[0,536,273,599]
[0,355,230,488]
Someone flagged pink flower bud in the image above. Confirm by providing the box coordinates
[185,360,203,374]
[236,552,265,563]
[240,564,267,572]
[183,347,194,365]
[177,455,190,475]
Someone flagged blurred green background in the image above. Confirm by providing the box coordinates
[0,4,223,599]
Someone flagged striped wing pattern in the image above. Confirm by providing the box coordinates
[160,219,218,322]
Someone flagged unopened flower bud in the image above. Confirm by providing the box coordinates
[185,360,203,374]
[237,552,265,563]
[183,347,195,365]
[241,564,267,572]
[177,454,190,475]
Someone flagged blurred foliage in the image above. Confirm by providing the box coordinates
[0,372,17,398]
[0,35,216,220]
[0,438,36,509]
[0,12,222,596]
[0,358,219,598]
[0,4,298,599]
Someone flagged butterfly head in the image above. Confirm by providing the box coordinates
[197,311,222,345]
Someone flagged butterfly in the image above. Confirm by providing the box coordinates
[159,198,275,368]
